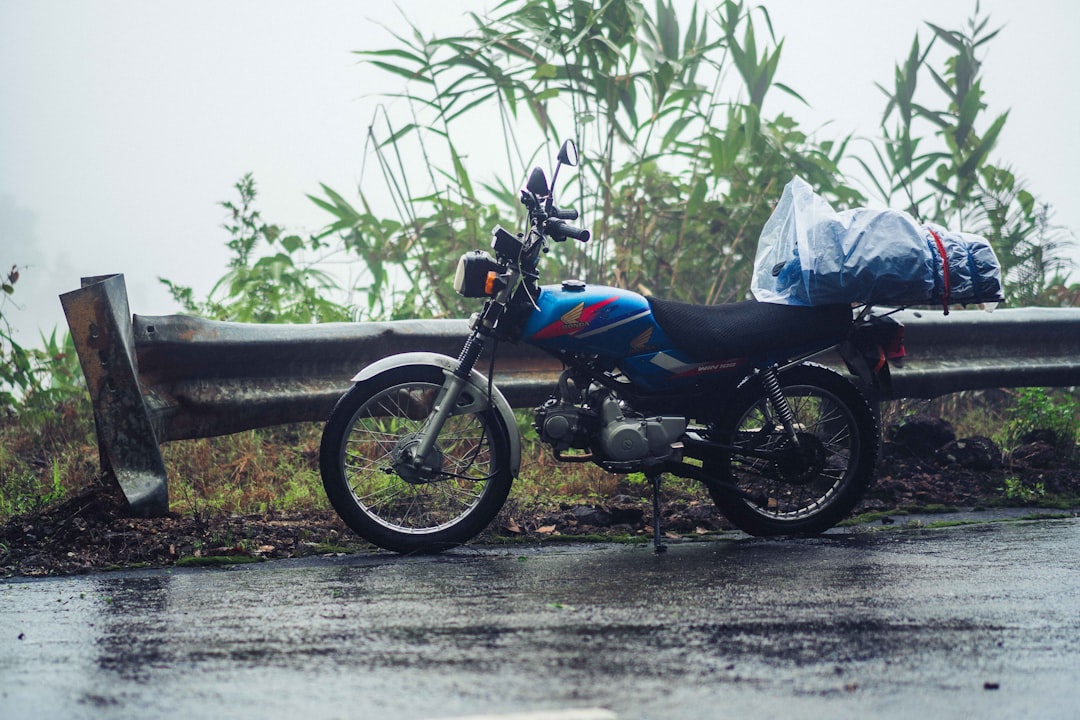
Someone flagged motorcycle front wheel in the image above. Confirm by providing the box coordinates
[706,363,878,536]
[319,366,513,553]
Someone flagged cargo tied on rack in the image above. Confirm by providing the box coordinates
[751,177,1004,313]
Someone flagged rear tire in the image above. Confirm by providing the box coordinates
[706,363,878,536]
[319,366,513,553]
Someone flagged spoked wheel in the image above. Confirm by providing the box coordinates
[319,367,513,553]
[706,363,878,536]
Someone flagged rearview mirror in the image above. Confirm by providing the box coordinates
[557,139,578,167]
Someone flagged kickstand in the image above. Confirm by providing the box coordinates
[648,472,667,553]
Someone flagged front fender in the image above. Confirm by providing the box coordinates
[351,352,522,476]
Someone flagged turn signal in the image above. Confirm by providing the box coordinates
[484,271,509,296]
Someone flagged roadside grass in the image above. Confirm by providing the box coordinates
[0,397,98,521]
[158,423,676,521]
[158,422,659,522]
[882,394,1011,442]
[511,444,619,506]
[3,402,1078,540]
[163,424,330,518]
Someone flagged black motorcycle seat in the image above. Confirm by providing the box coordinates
[646,297,852,361]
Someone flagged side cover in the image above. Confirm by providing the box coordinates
[351,352,522,475]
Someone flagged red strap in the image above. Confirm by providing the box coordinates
[928,227,951,315]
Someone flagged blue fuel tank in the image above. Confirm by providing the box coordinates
[523,283,662,357]
[521,282,751,393]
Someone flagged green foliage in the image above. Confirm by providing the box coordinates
[1000,475,1045,503]
[1,265,85,417]
[311,172,506,319]
[0,393,96,522]
[310,0,862,314]
[278,470,328,513]
[161,174,353,324]
[2,270,34,407]
[294,0,1071,314]
[998,387,1080,455]
[0,460,67,519]
[0,265,28,411]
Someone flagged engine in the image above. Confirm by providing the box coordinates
[534,385,687,470]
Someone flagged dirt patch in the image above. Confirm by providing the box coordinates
[3,435,1079,577]
[0,482,353,577]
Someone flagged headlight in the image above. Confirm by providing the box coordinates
[453,250,504,297]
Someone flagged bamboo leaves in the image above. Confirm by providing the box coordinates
[864,4,1071,303]
[311,0,871,311]
[305,0,1066,317]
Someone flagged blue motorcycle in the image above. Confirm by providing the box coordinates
[320,141,903,553]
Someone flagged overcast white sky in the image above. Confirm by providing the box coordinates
[2,0,1078,345]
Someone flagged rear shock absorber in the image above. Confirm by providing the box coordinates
[760,365,800,446]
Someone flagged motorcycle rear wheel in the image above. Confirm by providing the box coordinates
[319,366,513,553]
[706,363,878,536]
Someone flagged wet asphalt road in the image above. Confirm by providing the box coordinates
[2,514,1079,720]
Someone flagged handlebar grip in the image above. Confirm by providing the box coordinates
[552,206,579,221]
[547,219,591,243]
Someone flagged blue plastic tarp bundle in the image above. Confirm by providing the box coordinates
[751,177,1004,311]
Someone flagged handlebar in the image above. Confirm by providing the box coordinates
[546,218,591,243]
[519,186,589,246]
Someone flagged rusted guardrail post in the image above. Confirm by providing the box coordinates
[60,275,169,517]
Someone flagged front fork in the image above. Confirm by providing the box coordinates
[405,330,488,475]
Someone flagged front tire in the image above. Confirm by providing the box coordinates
[319,366,514,553]
[706,363,878,536]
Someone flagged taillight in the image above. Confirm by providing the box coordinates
[884,325,906,366]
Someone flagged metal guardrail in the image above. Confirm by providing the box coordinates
[62,274,1080,516]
